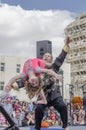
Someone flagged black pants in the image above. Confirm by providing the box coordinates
[0,105,15,126]
[35,97,68,130]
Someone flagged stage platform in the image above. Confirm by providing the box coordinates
[30,126,63,130]
[0,126,86,130]
[0,126,63,130]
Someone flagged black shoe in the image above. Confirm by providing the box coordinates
[4,125,20,130]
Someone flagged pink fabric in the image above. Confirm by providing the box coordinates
[22,58,45,78]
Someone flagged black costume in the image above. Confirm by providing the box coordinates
[35,49,68,130]
[0,105,20,130]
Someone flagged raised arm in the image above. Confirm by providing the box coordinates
[4,74,22,92]
[52,36,71,72]
[35,66,61,80]
[0,74,23,99]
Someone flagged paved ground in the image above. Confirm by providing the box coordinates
[69,126,86,130]
[0,126,86,130]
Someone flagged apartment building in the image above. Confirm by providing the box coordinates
[65,13,86,97]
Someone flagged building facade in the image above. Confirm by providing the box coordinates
[65,13,86,97]
[0,55,27,99]
[36,40,52,59]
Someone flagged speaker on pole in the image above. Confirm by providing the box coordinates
[36,40,52,59]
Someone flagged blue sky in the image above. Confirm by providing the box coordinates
[0,0,86,58]
[2,0,86,14]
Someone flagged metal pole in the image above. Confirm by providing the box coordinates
[58,69,64,98]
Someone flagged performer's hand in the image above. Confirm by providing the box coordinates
[65,36,71,45]
[64,36,71,52]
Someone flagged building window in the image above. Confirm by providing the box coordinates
[0,63,5,71]
[16,64,21,73]
[0,82,4,90]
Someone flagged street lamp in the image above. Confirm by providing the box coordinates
[58,69,64,98]
[69,84,74,100]
[69,85,74,118]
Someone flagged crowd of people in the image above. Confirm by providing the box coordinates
[0,97,86,128]
[67,103,86,126]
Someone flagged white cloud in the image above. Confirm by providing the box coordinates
[0,4,75,59]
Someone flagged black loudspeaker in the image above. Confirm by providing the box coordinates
[36,40,52,59]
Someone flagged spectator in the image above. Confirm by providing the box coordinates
[3,97,13,117]
[50,113,57,125]
[12,108,23,127]
[22,101,28,112]
[0,112,7,126]
[22,112,35,126]
[78,115,84,125]
[72,113,79,125]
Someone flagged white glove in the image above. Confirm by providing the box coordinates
[35,66,41,73]
[0,91,9,99]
